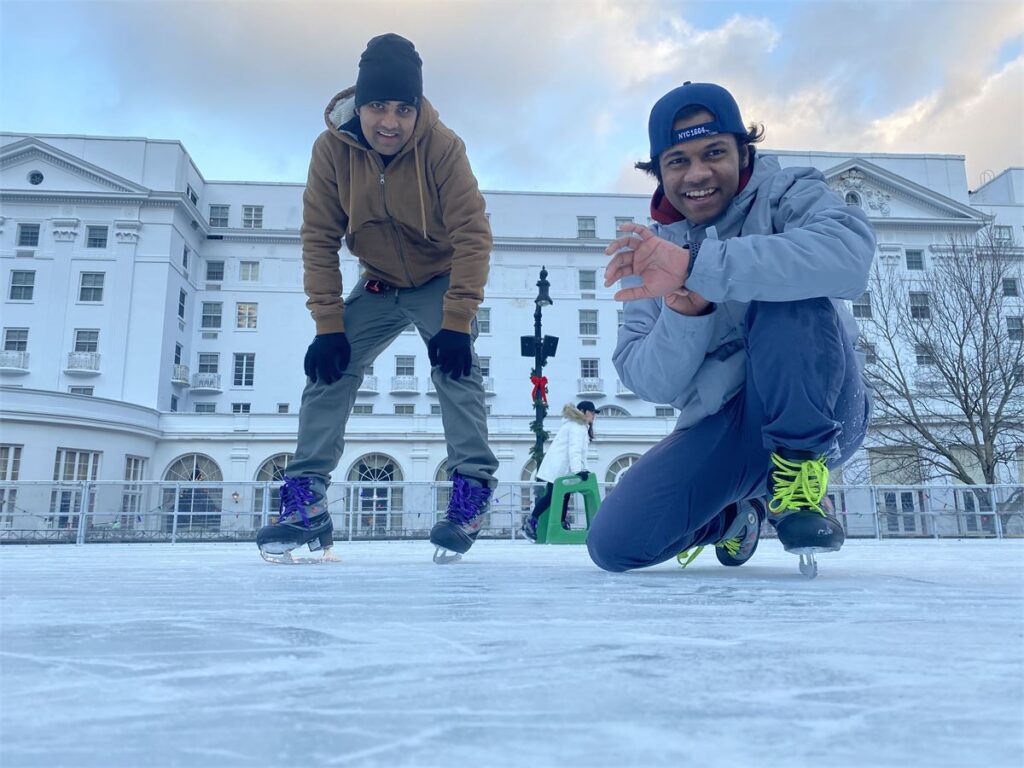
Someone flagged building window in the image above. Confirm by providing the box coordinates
[394,404,415,415]
[198,353,219,373]
[86,226,108,249]
[233,353,255,386]
[845,192,861,207]
[178,289,187,320]
[577,216,596,239]
[600,405,630,417]
[614,216,634,233]
[477,307,491,334]
[78,272,105,302]
[9,271,35,300]
[617,309,624,328]
[232,402,251,414]
[201,302,222,329]
[68,386,94,396]
[655,407,675,417]
[240,261,259,281]
[858,339,878,365]
[50,448,101,528]
[16,224,40,247]
[579,309,598,336]
[206,261,225,281]
[852,292,872,319]
[74,329,99,352]
[1004,278,1019,298]
[0,445,22,525]
[478,356,490,377]
[3,328,28,351]
[915,343,936,366]
[352,404,373,415]
[579,269,596,292]
[605,454,642,486]
[277,403,289,414]
[905,250,924,271]
[170,395,178,412]
[186,185,198,205]
[174,343,182,365]
[195,402,216,413]
[209,205,229,228]
[1008,317,1023,341]
[236,302,258,329]
[182,246,189,270]
[242,205,263,229]
[993,225,1013,243]
[909,292,931,320]
[580,358,599,378]
[395,355,415,377]
[430,404,442,415]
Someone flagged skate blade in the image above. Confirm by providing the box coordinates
[432,547,463,565]
[798,553,818,579]
[785,545,842,555]
[260,546,340,565]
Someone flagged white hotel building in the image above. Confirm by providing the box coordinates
[0,133,1020,537]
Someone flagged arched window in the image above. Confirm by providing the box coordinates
[253,453,294,516]
[845,191,861,207]
[605,454,641,487]
[520,459,540,513]
[599,405,630,417]
[162,454,223,534]
[347,453,403,534]
[435,460,450,512]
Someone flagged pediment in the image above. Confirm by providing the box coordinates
[0,138,149,195]
[825,159,986,223]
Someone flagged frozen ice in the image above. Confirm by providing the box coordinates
[1,539,1022,767]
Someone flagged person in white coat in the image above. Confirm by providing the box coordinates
[521,401,600,541]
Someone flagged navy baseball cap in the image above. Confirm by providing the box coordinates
[647,82,747,161]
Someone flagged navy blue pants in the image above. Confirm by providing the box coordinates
[587,298,870,572]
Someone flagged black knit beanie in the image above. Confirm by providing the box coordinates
[355,33,423,108]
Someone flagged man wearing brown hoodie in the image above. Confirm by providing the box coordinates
[256,33,498,564]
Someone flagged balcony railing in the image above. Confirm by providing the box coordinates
[191,372,222,392]
[358,374,379,395]
[65,351,100,375]
[390,375,419,394]
[576,377,605,397]
[172,364,190,385]
[616,379,636,397]
[0,350,29,374]
[428,376,494,395]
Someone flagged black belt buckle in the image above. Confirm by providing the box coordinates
[364,279,391,294]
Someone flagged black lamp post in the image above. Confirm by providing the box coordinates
[521,266,558,468]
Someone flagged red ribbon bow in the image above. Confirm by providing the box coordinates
[530,375,548,405]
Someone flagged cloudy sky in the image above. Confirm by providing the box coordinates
[2,0,1021,195]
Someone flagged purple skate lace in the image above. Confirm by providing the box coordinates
[445,474,493,525]
[279,477,318,527]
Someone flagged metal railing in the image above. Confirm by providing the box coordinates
[0,481,1020,545]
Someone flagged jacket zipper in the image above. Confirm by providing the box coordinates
[377,166,416,286]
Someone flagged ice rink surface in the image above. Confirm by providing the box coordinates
[1,539,1022,768]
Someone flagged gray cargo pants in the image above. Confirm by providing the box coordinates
[286,273,498,488]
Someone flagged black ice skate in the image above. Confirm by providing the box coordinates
[675,498,766,568]
[256,476,338,565]
[767,450,845,578]
[429,473,493,563]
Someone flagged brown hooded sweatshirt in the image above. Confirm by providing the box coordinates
[300,87,492,335]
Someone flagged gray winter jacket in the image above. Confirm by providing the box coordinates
[613,153,875,430]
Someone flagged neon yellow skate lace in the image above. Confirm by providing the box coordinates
[676,536,742,569]
[768,453,829,516]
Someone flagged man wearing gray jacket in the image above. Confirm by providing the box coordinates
[589,82,874,578]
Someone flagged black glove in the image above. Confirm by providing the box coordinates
[427,329,472,380]
[303,332,351,385]
[576,471,590,480]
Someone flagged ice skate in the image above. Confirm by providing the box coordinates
[676,498,766,569]
[767,450,845,578]
[521,515,538,542]
[256,477,338,565]
[429,473,492,563]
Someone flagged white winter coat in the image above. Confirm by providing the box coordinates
[536,404,590,482]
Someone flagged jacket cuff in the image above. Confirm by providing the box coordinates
[315,314,345,335]
[441,311,473,335]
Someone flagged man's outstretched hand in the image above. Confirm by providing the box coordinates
[604,223,692,301]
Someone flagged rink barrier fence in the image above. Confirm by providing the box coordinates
[0,481,1020,544]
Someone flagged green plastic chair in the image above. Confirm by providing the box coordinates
[535,473,602,544]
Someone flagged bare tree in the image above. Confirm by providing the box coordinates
[860,226,1023,500]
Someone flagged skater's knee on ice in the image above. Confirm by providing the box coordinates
[587,538,631,572]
